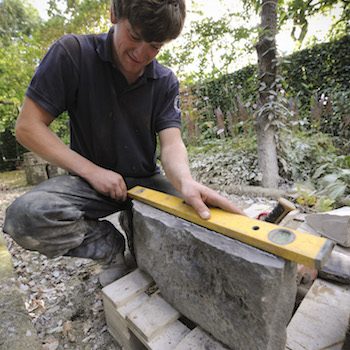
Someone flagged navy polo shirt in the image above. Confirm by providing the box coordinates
[26,27,182,177]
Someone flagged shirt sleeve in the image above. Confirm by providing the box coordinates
[26,35,80,117]
[154,71,182,132]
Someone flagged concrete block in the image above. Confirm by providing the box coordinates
[286,279,350,350]
[174,327,229,350]
[102,268,153,307]
[126,294,180,342]
[132,202,297,350]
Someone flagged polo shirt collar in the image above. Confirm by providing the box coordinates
[96,27,163,80]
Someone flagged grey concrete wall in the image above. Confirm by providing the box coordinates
[132,202,297,350]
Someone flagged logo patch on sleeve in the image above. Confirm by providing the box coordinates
[174,95,181,113]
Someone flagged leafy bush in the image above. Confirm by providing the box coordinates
[185,35,350,152]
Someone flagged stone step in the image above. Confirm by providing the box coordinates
[102,268,228,350]
[286,278,350,350]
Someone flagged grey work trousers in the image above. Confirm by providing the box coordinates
[3,174,177,263]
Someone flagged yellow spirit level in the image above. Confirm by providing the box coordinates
[128,186,333,269]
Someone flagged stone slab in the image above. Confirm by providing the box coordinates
[286,279,350,350]
[305,207,350,247]
[132,202,297,350]
[174,327,229,350]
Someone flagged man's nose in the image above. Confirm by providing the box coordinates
[133,42,157,61]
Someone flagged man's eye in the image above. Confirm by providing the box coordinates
[130,34,141,41]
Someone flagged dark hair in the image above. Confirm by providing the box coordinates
[112,0,186,43]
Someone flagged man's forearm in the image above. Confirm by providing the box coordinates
[17,117,98,179]
[160,139,193,192]
[16,97,99,180]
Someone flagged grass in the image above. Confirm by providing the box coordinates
[0,170,27,189]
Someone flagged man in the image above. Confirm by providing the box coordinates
[3,0,244,286]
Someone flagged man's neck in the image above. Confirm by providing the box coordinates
[111,51,144,85]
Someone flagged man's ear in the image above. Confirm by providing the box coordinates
[110,4,117,24]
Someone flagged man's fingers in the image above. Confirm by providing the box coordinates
[187,197,211,220]
[204,189,246,216]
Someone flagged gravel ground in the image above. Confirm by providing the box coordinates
[0,182,275,350]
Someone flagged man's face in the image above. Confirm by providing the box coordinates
[112,19,164,81]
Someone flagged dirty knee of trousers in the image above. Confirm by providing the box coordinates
[65,220,126,263]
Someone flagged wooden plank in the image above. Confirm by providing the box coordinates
[174,327,229,350]
[147,321,191,350]
[108,324,145,350]
[102,268,153,308]
[128,186,334,269]
[118,292,151,319]
[286,279,350,350]
[126,294,180,342]
[103,294,130,339]
[103,292,150,340]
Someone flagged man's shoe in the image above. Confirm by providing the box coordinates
[98,252,137,287]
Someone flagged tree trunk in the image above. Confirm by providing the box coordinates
[255,0,279,188]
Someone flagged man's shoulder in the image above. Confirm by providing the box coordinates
[57,32,106,54]
[152,60,177,82]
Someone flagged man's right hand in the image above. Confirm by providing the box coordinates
[16,97,128,202]
[84,167,128,201]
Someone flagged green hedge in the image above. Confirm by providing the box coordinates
[191,35,350,143]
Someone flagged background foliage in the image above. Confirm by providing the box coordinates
[187,35,350,146]
[0,0,349,208]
